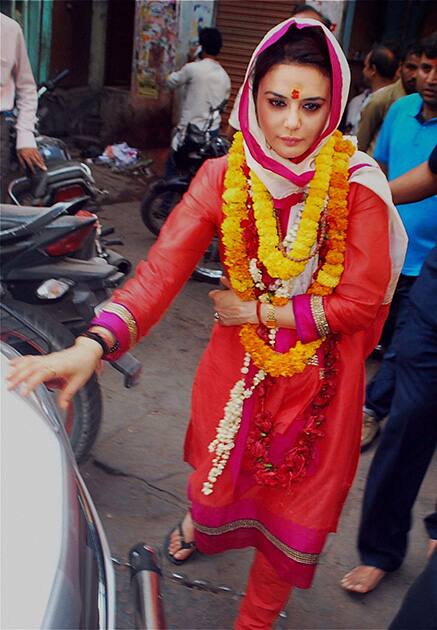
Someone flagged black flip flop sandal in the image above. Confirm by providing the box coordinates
[164,521,197,565]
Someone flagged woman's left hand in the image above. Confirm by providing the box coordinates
[209,277,257,326]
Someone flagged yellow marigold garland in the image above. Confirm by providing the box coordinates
[221,131,355,378]
[251,134,336,279]
[221,134,255,300]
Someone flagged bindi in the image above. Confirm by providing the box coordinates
[291,89,300,100]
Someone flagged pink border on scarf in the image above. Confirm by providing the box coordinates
[349,162,372,174]
[239,20,345,186]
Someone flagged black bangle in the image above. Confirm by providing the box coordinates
[79,331,119,356]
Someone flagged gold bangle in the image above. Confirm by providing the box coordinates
[265,303,277,329]
[102,303,138,345]
[310,295,330,338]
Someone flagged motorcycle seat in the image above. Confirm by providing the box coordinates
[0,204,50,231]
[43,160,90,175]
[0,200,84,242]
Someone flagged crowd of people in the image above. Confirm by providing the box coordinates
[3,3,436,629]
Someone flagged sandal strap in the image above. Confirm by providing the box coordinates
[177,522,196,551]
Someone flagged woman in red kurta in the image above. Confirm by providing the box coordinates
[8,18,407,629]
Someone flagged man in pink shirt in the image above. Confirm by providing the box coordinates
[0,12,45,201]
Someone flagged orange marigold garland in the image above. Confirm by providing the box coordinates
[220,130,355,378]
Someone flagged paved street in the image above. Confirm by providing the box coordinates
[81,162,436,629]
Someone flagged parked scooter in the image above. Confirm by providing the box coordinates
[140,103,229,284]
[7,69,101,208]
[7,69,130,278]
[0,199,141,462]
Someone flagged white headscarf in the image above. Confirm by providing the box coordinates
[238,17,407,302]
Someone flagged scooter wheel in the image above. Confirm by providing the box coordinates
[140,183,183,236]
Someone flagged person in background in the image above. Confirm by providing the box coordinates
[390,153,437,203]
[0,12,45,201]
[227,3,332,136]
[390,506,437,630]
[290,2,334,32]
[165,27,230,177]
[361,32,437,451]
[344,44,399,136]
[357,42,421,154]
[342,147,437,606]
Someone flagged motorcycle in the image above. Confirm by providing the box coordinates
[7,69,131,281]
[7,69,102,208]
[140,103,229,285]
[0,199,141,462]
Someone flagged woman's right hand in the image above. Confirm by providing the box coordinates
[6,337,103,409]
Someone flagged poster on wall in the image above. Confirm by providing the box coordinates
[177,1,214,65]
[312,0,346,39]
[135,0,178,99]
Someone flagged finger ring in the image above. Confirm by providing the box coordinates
[214,312,220,321]
[45,365,57,378]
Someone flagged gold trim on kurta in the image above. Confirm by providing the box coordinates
[310,295,330,338]
[102,303,138,345]
[193,519,319,565]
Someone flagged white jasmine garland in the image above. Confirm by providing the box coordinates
[202,194,321,496]
[202,353,266,496]
[249,258,266,290]
[282,201,304,253]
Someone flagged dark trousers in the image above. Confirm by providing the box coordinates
[389,550,437,629]
[358,303,437,571]
[365,275,417,420]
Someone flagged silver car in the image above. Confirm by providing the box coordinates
[1,342,115,629]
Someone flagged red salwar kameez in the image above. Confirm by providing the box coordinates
[91,16,406,628]
[99,156,390,603]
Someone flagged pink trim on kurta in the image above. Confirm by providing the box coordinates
[189,494,328,588]
[272,192,304,210]
[293,294,320,343]
[91,310,131,361]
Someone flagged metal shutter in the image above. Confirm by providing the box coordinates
[215,0,298,122]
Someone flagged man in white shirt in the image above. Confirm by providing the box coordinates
[166,27,230,175]
[0,12,46,201]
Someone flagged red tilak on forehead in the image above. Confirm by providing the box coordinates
[291,89,300,100]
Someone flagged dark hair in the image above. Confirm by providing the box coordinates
[368,45,399,79]
[401,41,422,62]
[199,27,223,56]
[420,32,437,59]
[292,3,332,30]
[252,26,331,99]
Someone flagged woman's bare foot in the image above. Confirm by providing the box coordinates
[168,511,196,562]
[341,565,386,593]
